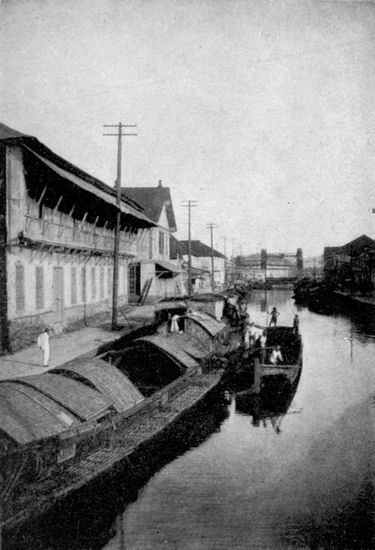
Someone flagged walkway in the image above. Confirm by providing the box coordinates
[0,305,155,380]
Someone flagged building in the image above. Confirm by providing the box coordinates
[232,249,303,283]
[122,181,184,302]
[0,123,156,353]
[324,235,375,291]
[172,239,226,291]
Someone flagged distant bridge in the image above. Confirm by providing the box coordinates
[233,249,303,282]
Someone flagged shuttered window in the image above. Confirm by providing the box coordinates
[91,267,96,300]
[159,231,164,255]
[35,266,44,310]
[15,264,25,313]
[71,267,77,305]
[107,267,112,297]
[100,267,104,299]
[81,267,86,303]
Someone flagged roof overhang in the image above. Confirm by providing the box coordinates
[24,147,157,228]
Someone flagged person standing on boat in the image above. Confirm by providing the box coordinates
[269,345,283,365]
[259,330,267,363]
[37,327,50,368]
[268,306,280,327]
[293,314,300,335]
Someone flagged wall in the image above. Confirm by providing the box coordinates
[7,246,130,351]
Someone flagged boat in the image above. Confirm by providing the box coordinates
[235,358,302,433]
[0,312,229,533]
[225,325,303,393]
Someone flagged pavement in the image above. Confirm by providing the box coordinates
[0,304,155,381]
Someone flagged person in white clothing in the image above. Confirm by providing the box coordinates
[37,328,50,367]
[269,345,283,365]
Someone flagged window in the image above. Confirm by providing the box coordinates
[100,267,104,299]
[15,264,25,313]
[71,267,77,305]
[91,267,96,300]
[159,231,164,255]
[128,263,140,295]
[107,267,112,297]
[36,266,44,310]
[81,267,86,302]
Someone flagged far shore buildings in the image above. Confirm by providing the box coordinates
[232,249,303,283]
[0,123,158,353]
[324,234,375,291]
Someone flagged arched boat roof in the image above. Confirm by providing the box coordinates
[9,374,113,421]
[0,381,80,445]
[135,335,198,370]
[53,358,144,413]
[183,312,225,337]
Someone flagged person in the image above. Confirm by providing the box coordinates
[170,314,180,333]
[268,306,280,327]
[37,328,50,367]
[248,322,257,348]
[269,345,283,365]
[259,330,267,364]
[293,314,300,335]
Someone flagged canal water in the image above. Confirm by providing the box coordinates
[7,290,374,549]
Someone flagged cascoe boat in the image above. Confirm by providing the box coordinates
[0,312,229,533]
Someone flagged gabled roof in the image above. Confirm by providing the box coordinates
[324,235,375,259]
[122,180,177,231]
[0,122,154,226]
[177,239,226,259]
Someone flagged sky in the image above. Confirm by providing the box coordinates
[1,0,375,257]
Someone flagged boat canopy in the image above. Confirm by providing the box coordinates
[184,312,226,337]
[135,335,198,370]
[13,374,113,421]
[53,359,144,413]
[0,382,79,445]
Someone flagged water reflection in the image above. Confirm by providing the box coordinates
[235,368,302,433]
[6,290,374,550]
[104,290,373,550]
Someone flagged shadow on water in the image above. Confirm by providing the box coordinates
[4,393,229,550]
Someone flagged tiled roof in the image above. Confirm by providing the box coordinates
[177,240,226,259]
[122,181,177,231]
[0,122,143,213]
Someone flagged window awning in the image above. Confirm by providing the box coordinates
[155,260,183,275]
[25,147,156,228]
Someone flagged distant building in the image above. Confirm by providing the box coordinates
[123,181,184,301]
[0,123,156,353]
[324,235,375,291]
[172,239,226,291]
[233,249,303,282]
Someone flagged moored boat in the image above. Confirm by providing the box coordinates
[0,313,229,533]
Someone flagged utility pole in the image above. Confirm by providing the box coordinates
[182,200,197,296]
[207,223,217,291]
[103,122,137,329]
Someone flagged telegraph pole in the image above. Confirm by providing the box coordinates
[182,200,197,296]
[103,122,137,329]
[207,223,217,291]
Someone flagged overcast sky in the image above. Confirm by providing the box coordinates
[1,0,374,256]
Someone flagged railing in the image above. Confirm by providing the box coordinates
[23,201,139,255]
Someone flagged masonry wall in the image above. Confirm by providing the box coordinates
[7,246,130,351]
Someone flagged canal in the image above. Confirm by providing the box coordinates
[7,290,374,549]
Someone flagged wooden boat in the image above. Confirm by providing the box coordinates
[225,325,303,392]
[235,357,302,433]
[0,313,229,533]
